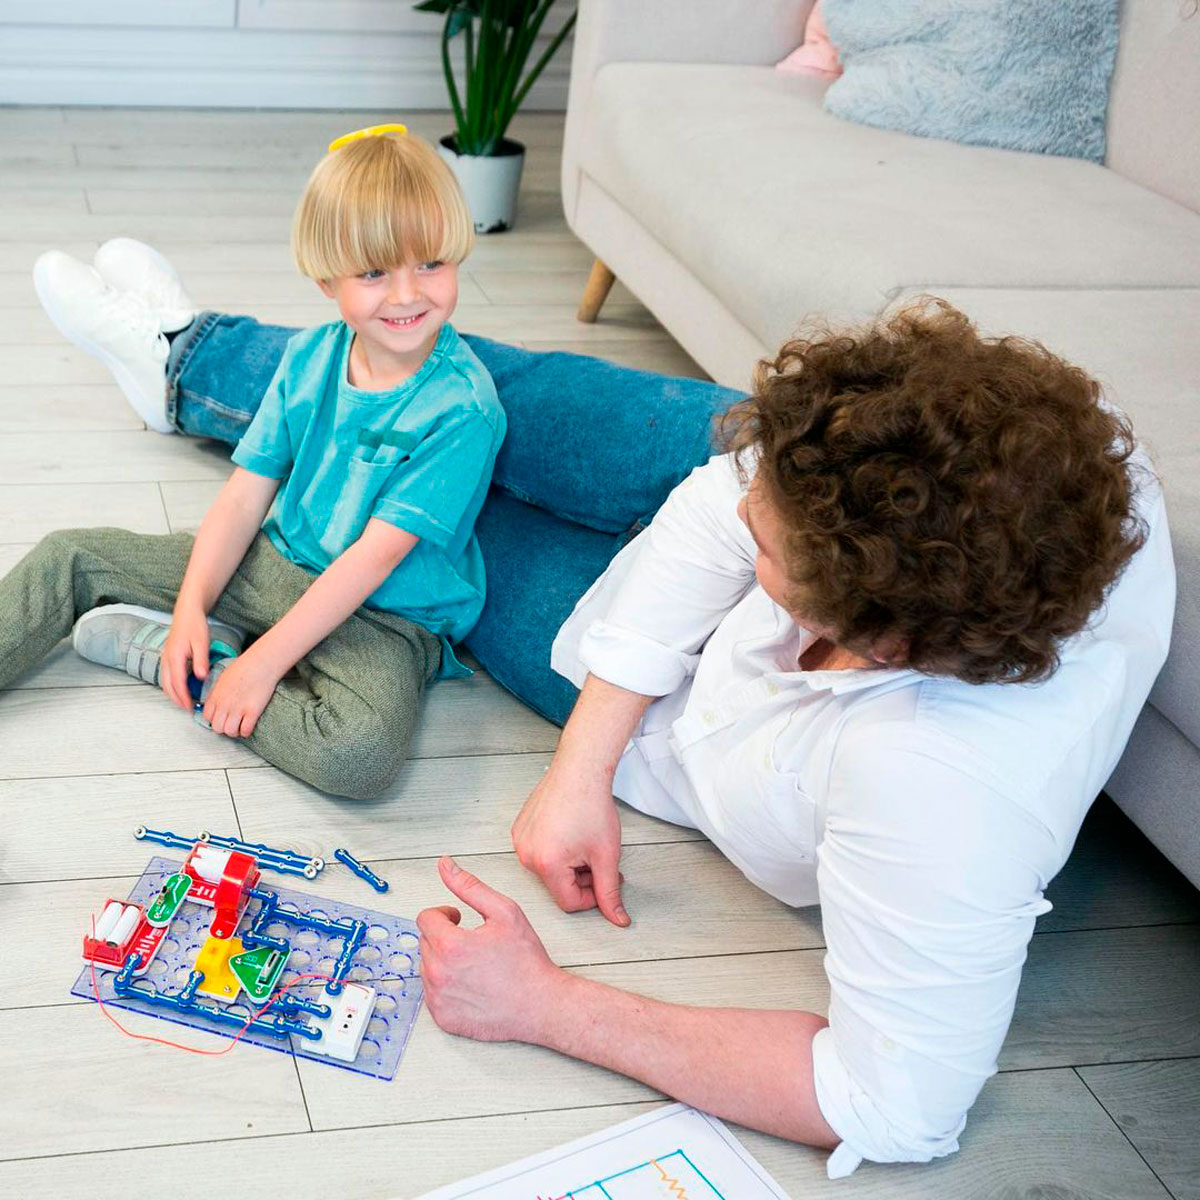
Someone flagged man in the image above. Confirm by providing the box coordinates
[416,303,1174,1177]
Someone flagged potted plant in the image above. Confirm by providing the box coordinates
[415,0,577,232]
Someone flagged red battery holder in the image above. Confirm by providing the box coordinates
[82,899,165,975]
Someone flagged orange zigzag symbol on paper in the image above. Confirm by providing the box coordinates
[650,1159,689,1200]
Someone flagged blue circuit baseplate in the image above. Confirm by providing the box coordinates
[71,856,422,1080]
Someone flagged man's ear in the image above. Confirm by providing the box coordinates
[872,633,910,666]
[317,279,335,299]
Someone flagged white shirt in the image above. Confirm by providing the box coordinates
[551,452,1174,1177]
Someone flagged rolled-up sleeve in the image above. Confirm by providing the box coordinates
[551,452,758,695]
[811,723,1054,1178]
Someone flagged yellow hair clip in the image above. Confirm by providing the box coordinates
[328,123,408,153]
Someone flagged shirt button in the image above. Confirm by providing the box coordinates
[766,681,779,695]
[703,710,716,725]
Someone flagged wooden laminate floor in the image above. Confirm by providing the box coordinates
[0,106,1198,1200]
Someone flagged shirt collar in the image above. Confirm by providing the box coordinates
[776,623,913,695]
[802,663,917,695]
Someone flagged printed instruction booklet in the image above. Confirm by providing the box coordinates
[416,1102,790,1199]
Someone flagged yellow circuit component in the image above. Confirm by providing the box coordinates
[194,934,244,1004]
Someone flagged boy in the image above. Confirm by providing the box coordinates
[10,128,505,799]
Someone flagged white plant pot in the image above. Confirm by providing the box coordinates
[438,136,525,234]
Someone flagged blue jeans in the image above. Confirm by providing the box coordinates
[167,314,742,725]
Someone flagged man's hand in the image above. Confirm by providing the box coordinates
[417,856,564,1042]
[201,645,282,738]
[511,765,630,926]
[161,607,215,710]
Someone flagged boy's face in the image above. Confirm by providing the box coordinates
[319,259,459,376]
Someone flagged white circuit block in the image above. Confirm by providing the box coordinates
[108,904,141,945]
[189,846,230,883]
[303,983,376,1063]
[93,900,125,941]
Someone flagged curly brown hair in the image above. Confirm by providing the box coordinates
[721,300,1147,684]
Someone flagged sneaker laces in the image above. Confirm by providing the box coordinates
[138,274,192,319]
[97,287,169,360]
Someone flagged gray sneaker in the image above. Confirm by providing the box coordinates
[72,603,244,687]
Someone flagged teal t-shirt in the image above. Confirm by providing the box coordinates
[231,321,505,669]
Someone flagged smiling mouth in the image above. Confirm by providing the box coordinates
[381,313,427,329]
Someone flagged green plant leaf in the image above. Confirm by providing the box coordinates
[507,7,575,118]
[447,7,475,37]
[439,6,467,143]
[416,0,574,154]
[416,0,485,13]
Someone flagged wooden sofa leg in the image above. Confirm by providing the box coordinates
[577,259,616,323]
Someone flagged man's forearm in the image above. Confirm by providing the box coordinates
[531,970,840,1148]
[554,673,656,781]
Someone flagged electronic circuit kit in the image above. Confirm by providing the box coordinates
[73,826,416,1079]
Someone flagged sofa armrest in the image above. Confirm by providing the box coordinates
[562,0,812,220]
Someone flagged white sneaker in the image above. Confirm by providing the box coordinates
[94,238,196,334]
[32,250,175,434]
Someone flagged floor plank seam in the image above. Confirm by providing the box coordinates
[0,682,147,691]
[291,1051,314,1135]
[2,872,1194,940]
[0,761,270,782]
[0,1098,668,1168]
[154,480,171,529]
[225,767,246,840]
[5,945,846,1016]
[1029,920,1200,939]
[995,1054,1200,1076]
[0,839,709,889]
[0,744,558,779]
[1072,1066,1177,1199]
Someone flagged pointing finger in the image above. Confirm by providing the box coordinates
[437,856,519,922]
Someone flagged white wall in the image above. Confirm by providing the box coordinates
[0,0,574,109]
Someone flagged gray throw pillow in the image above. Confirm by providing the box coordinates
[822,0,1121,162]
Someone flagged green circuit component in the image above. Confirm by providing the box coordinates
[145,872,192,927]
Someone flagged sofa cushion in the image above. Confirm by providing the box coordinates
[581,63,1200,354]
[893,285,1200,750]
[821,0,1120,162]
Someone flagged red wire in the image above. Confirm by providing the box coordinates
[88,912,340,1057]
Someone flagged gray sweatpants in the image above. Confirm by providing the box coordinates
[0,527,441,799]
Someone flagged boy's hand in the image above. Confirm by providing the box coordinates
[417,857,563,1042]
[511,766,630,927]
[161,608,214,711]
[202,646,281,739]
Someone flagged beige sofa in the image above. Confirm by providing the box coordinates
[561,0,1200,887]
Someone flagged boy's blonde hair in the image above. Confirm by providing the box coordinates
[292,133,474,280]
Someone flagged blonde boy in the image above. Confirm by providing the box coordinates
[2,130,506,798]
